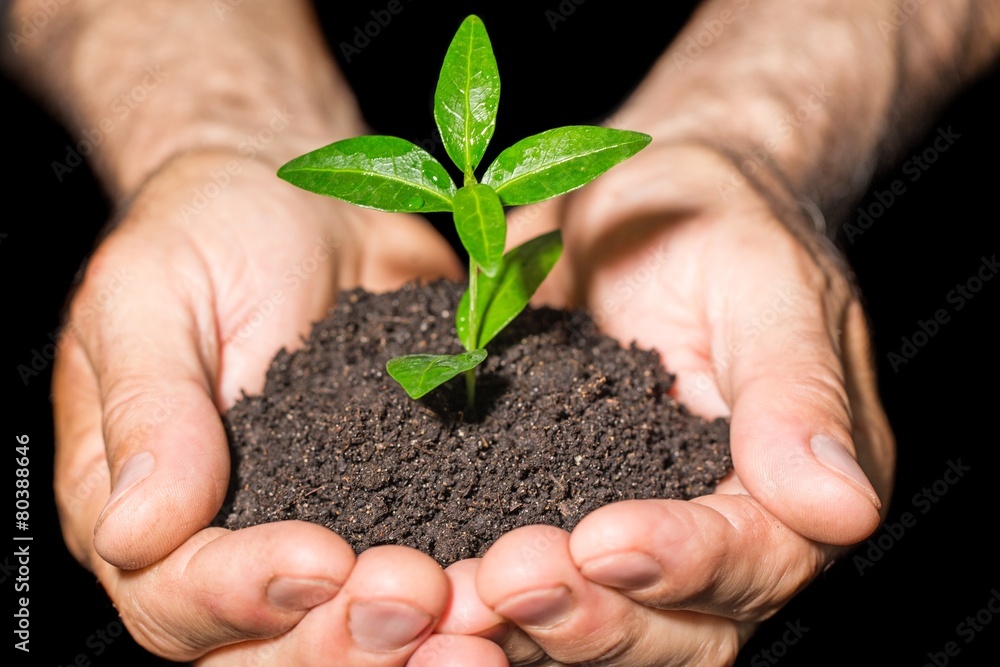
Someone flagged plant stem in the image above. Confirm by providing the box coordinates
[464,367,476,410]
[462,169,480,411]
[465,257,479,410]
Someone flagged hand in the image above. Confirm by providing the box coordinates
[53,149,470,664]
[438,144,895,665]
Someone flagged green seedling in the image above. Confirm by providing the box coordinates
[278,15,650,407]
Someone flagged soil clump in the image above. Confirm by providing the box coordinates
[219,280,731,565]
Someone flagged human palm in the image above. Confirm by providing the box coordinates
[432,144,895,666]
[54,151,471,664]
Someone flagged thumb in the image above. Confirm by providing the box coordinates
[70,242,230,570]
[723,280,884,546]
[505,196,570,308]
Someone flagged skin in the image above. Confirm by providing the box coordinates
[4,0,998,664]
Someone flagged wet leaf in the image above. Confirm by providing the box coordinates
[453,183,506,277]
[386,350,488,399]
[483,126,651,205]
[434,15,500,175]
[278,135,456,212]
[457,230,562,349]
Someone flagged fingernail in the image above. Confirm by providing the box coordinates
[579,552,662,590]
[494,586,573,629]
[810,435,881,509]
[478,622,510,643]
[349,600,433,651]
[267,577,340,611]
[96,452,155,528]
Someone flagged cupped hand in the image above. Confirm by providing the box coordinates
[53,149,467,664]
[441,144,895,665]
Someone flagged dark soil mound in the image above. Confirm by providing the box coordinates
[218,280,731,565]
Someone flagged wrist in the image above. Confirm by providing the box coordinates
[561,143,794,242]
[605,0,898,220]
[7,0,365,200]
[560,142,852,297]
[107,102,363,202]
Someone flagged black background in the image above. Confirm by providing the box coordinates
[5,1,997,665]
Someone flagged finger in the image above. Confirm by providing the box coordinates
[478,526,742,667]
[569,497,827,621]
[438,559,509,639]
[66,523,351,662]
[504,199,570,308]
[67,233,230,570]
[407,635,509,667]
[319,545,448,662]
[719,249,884,545]
[53,332,112,568]
[551,203,734,418]
[199,545,450,666]
[842,300,896,509]
[359,209,466,290]
[437,560,542,667]
[56,313,356,661]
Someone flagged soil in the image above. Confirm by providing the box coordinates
[217,280,731,566]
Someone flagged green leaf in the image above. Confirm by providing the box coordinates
[453,184,506,277]
[386,350,488,399]
[277,135,457,212]
[457,230,562,349]
[482,126,651,206]
[434,15,500,175]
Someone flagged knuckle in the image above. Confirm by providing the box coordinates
[717,501,823,620]
[100,376,171,452]
[547,622,642,666]
[116,588,207,662]
[686,625,743,667]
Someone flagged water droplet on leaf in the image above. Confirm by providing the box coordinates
[405,195,425,210]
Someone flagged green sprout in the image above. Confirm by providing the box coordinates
[278,15,650,407]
